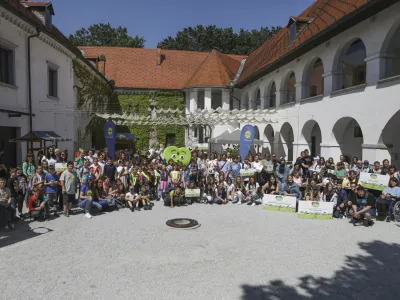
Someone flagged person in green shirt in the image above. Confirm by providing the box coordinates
[22,153,36,181]
[335,162,347,181]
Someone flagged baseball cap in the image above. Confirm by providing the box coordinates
[48,165,55,170]
[87,174,95,180]
[363,160,369,164]
[129,186,135,190]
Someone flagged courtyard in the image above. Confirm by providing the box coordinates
[1,203,399,300]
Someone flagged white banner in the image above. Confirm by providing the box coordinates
[185,189,200,198]
[263,194,297,213]
[240,168,256,177]
[359,173,389,191]
[55,163,67,172]
[298,201,333,220]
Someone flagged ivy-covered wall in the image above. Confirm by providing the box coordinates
[117,91,186,152]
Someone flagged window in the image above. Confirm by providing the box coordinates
[269,82,276,108]
[289,23,297,44]
[48,67,58,98]
[166,134,176,146]
[211,90,222,110]
[255,90,261,109]
[0,46,14,85]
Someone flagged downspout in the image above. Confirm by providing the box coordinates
[28,28,41,150]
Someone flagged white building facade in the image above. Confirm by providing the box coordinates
[0,2,107,165]
[190,1,400,165]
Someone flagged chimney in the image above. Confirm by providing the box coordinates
[97,55,106,75]
[156,48,161,66]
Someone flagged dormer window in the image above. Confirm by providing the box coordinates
[45,7,53,29]
[22,2,55,29]
[288,16,313,45]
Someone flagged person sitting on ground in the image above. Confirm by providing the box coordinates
[279,175,300,199]
[232,176,246,204]
[350,186,376,227]
[245,176,260,206]
[333,182,348,218]
[335,162,347,182]
[94,178,115,210]
[304,179,320,201]
[125,186,138,212]
[376,177,400,222]
[136,185,152,210]
[371,161,382,174]
[90,158,102,181]
[381,159,390,175]
[202,177,215,203]
[28,188,48,220]
[213,181,227,205]
[262,175,280,195]
[388,165,399,180]
[320,182,338,216]
[165,185,185,208]
[108,178,126,207]
[79,174,102,219]
[0,177,15,230]
[361,160,372,173]
[225,177,235,201]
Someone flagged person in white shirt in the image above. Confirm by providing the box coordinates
[41,146,58,167]
[246,176,261,206]
[125,186,138,212]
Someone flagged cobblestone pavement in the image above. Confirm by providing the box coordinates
[1,202,399,300]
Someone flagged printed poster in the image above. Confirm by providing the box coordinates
[185,189,201,198]
[55,163,67,172]
[359,173,389,191]
[263,194,297,213]
[240,168,256,177]
[297,201,333,220]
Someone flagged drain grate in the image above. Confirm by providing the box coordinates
[166,218,199,229]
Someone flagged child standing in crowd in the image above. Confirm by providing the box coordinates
[0,177,15,230]
[16,166,28,218]
[44,165,59,216]
[60,162,77,217]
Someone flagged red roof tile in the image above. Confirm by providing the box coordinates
[80,47,245,90]
[238,0,370,86]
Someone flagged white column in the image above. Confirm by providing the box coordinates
[260,96,267,109]
[322,71,336,96]
[185,91,190,115]
[222,89,230,109]
[294,82,303,103]
[189,90,197,112]
[205,88,212,110]
[365,53,386,86]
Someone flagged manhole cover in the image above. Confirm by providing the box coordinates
[166,218,200,229]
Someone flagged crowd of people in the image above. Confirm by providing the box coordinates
[0,145,399,230]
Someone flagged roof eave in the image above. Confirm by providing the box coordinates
[236,0,398,88]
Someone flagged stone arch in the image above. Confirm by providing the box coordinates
[378,110,400,167]
[332,117,363,161]
[380,20,400,79]
[278,122,294,162]
[332,38,367,90]
[263,124,275,155]
[302,57,324,99]
[267,81,277,108]
[242,92,249,110]
[254,88,261,109]
[280,71,296,105]
[301,120,322,158]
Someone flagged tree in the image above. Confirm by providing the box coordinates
[157,25,282,55]
[69,23,145,48]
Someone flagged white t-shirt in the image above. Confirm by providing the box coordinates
[125,192,137,201]
[252,161,263,172]
[41,156,58,167]
[207,160,218,175]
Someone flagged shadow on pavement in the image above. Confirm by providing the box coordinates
[241,240,400,300]
[0,218,54,249]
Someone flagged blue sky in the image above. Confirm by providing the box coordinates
[51,0,315,48]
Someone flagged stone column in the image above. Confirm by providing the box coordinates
[364,53,387,85]
[294,82,303,103]
[189,90,197,112]
[322,71,337,96]
[222,89,230,110]
[205,88,212,110]
[278,90,287,106]
[185,90,190,115]
[260,96,267,110]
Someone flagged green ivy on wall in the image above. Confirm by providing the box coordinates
[118,91,185,152]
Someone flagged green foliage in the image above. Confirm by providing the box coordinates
[69,23,145,48]
[157,25,282,55]
[118,91,185,152]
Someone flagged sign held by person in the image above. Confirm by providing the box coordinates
[185,189,201,197]
[359,173,389,191]
[298,201,333,220]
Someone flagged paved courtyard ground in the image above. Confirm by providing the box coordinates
[1,202,399,300]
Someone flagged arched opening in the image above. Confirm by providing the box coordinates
[332,117,363,160]
[379,110,400,166]
[382,25,400,78]
[263,124,274,155]
[337,39,366,90]
[282,72,296,105]
[303,58,324,98]
[301,120,322,158]
[269,82,276,108]
[253,126,260,154]
[278,122,294,162]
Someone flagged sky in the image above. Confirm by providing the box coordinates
[50,0,316,49]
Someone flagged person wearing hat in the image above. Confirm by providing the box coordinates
[361,160,372,173]
[349,185,376,227]
[125,185,138,212]
[78,174,102,219]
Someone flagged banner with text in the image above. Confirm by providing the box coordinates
[359,173,389,191]
[104,119,116,159]
[239,125,256,162]
[240,168,256,177]
[55,163,67,172]
[298,201,333,220]
[263,194,297,213]
[185,189,201,198]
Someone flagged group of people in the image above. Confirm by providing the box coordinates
[0,145,399,230]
